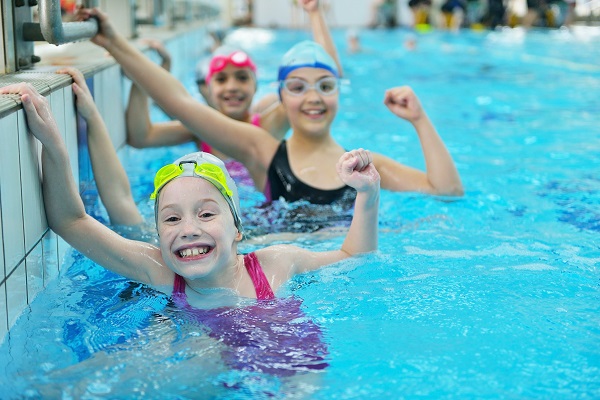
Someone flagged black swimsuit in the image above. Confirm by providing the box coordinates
[265,141,357,207]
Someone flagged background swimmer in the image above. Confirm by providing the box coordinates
[57,67,143,227]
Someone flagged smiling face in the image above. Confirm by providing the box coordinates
[156,177,242,284]
[280,67,339,138]
[208,65,256,121]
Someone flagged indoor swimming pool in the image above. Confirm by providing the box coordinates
[1,26,599,398]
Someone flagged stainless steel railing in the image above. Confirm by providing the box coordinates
[22,0,99,45]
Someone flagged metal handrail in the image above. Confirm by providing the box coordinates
[23,0,99,45]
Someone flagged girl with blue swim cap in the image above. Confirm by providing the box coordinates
[81,2,463,210]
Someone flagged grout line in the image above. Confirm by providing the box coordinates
[0,229,49,288]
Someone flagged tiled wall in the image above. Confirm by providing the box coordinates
[0,26,210,343]
[0,65,126,342]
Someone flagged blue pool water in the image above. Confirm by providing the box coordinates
[2,27,600,398]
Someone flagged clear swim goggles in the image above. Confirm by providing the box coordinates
[206,51,257,81]
[150,161,233,201]
[279,76,342,96]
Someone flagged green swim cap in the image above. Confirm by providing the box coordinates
[151,152,243,233]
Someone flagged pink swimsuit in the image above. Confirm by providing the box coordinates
[198,113,260,188]
[169,251,328,377]
[172,252,275,300]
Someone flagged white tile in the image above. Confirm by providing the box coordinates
[92,72,106,118]
[103,66,126,149]
[0,113,26,271]
[59,86,80,186]
[0,283,7,345]
[17,106,46,251]
[43,230,59,284]
[26,241,44,303]
[6,262,27,331]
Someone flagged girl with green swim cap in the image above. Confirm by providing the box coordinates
[0,82,380,304]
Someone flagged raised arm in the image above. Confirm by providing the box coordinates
[126,82,197,148]
[80,8,278,174]
[379,86,464,196]
[143,39,172,72]
[336,149,380,255]
[125,40,198,148]
[302,0,344,77]
[258,149,380,280]
[57,68,143,226]
[0,83,167,284]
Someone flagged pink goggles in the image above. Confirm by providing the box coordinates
[206,51,257,82]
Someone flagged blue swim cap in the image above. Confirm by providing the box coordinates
[278,41,339,81]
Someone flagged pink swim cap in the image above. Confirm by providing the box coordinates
[205,50,257,83]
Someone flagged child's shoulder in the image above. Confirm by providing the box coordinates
[255,243,302,258]
[253,244,307,269]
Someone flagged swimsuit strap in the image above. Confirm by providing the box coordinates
[172,254,275,302]
[200,142,212,153]
[250,113,261,127]
[172,273,187,305]
[243,252,275,300]
[266,140,357,206]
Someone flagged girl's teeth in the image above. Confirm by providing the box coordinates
[179,247,208,257]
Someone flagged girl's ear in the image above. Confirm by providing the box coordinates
[235,230,243,242]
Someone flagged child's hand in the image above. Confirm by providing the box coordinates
[0,83,60,145]
[56,67,96,120]
[336,149,380,193]
[383,86,424,123]
[140,39,172,71]
[76,7,117,49]
[300,0,320,13]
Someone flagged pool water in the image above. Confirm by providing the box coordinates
[2,27,600,398]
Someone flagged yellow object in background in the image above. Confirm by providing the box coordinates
[415,23,432,33]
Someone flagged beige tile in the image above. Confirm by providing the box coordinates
[0,113,25,272]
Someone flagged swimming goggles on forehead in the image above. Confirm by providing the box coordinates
[279,77,341,96]
[150,161,233,201]
[207,51,257,79]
